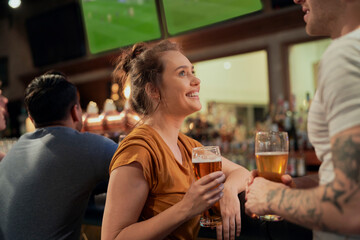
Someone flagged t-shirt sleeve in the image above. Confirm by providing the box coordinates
[82,132,118,180]
[320,38,360,137]
[110,145,153,184]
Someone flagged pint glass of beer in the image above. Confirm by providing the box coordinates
[255,131,289,221]
[192,146,222,227]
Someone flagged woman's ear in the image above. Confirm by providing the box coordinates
[145,82,160,100]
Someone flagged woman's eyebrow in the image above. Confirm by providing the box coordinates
[174,65,194,72]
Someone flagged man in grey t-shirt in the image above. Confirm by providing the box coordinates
[0,72,118,240]
[246,0,360,239]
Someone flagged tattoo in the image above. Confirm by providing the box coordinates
[267,189,279,212]
[267,189,278,202]
[333,136,360,184]
[322,182,345,213]
[278,188,323,229]
[332,134,360,204]
[278,188,286,210]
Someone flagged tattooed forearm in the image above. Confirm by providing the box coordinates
[273,187,324,230]
[266,131,360,233]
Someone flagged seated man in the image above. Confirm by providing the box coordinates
[0,71,118,240]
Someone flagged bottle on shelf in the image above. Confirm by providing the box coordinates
[82,101,103,133]
[287,139,297,177]
[102,99,121,132]
[296,150,307,177]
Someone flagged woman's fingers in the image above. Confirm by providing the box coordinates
[198,171,225,185]
[236,210,241,237]
[216,224,223,240]
[217,213,238,240]
[205,183,224,202]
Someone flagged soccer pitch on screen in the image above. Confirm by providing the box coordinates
[81,0,263,55]
[163,0,263,35]
[81,0,161,54]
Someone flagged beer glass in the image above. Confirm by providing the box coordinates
[192,146,222,227]
[255,131,289,221]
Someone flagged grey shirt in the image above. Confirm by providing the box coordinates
[308,29,360,239]
[0,127,118,240]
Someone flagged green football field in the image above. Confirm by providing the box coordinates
[163,0,263,35]
[81,0,263,54]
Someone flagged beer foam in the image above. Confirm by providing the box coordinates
[192,157,222,163]
[256,152,288,156]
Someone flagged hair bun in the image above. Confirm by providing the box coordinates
[131,42,147,60]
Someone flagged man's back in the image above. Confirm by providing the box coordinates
[0,126,117,240]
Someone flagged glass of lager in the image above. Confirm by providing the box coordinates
[255,131,289,221]
[192,146,222,227]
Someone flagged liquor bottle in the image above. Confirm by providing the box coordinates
[287,140,297,177]
[83,101,103,133]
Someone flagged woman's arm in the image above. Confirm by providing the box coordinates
[218,158,250,240]
[102,162,226,240]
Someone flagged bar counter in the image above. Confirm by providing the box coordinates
[83,190,312,240]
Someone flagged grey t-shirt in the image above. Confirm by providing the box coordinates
[0,127,118,240]
[308,29,360,240]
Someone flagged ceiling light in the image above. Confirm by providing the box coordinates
[8,0,21,8]
[224,62,231,70]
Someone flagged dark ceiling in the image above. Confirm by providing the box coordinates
[0,0,297,20]
[0,0,64,20]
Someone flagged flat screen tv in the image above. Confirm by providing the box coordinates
[80,0,263,55]
[26,2,86,67]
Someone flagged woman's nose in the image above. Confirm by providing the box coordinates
[191,76,201,85]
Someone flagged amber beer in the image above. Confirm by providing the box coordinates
[192,146,222,227]
[193,158,222,181]
[255,152,288,182]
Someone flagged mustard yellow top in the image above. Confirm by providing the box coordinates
[109,125,202,240]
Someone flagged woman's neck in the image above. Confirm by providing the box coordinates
[145,112,184,147]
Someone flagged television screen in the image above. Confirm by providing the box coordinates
[26,2,86,67]
[81,0,263,55]
[163,0,263,35]
[81,0,161,54]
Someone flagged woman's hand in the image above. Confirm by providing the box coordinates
[216,185,241,240]
[181,171,226,220]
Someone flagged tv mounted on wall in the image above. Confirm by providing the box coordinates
[26,2,86,67]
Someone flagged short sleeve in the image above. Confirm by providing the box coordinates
[110,145,153,185]
[320,39,360,137]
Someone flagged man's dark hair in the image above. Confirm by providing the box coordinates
[24,70,78,127]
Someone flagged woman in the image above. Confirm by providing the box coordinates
[102,40,250,240]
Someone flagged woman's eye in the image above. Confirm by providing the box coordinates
[179,71,186,77]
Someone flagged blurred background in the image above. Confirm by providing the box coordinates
[0,0,329,175]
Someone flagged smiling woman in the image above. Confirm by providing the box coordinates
[101,40,251,240]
